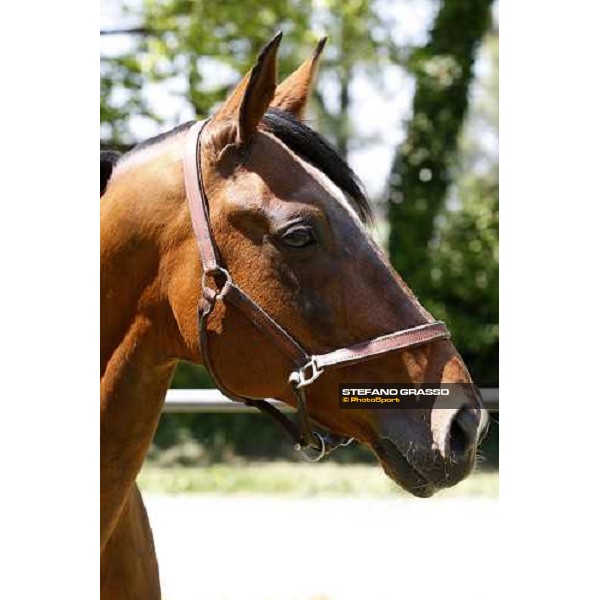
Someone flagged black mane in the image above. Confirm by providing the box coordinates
[262,109,371,222]
[100,150,121,196]
[118,109,371,222]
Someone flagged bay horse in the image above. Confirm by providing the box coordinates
[101,33,488,600]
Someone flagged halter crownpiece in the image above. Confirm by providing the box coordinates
[183,119,451,461]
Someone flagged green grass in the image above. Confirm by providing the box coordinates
[138,461,498,498]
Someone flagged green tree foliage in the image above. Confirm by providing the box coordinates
[387,0,497,385]
[101,0,398,153]
[428,31,498,385]
[427,170,498,384]
[101,54,155,145]
[171,361,212,388]
[388,0,493,290]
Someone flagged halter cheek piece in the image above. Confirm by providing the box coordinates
[183,120,451,461]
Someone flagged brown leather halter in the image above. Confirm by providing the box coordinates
[183,120,451,460]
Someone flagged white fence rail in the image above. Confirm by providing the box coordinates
[163,388,499,413]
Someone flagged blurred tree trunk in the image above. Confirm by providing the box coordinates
[387,0,493,292]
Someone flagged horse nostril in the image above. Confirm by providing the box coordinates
[449,407,478,459]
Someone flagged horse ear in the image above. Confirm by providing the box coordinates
[211,32,282,146]
[271,37,327,119]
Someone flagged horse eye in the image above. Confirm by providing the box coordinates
[280,226,316,249]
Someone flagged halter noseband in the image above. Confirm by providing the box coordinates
[183,120,451,461]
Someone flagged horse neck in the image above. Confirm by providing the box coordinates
[100,312,176,535]
[100,141,187,544]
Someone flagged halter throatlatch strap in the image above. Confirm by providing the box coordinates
[183,120,451,461]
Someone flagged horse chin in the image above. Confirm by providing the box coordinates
[373,438,439,498]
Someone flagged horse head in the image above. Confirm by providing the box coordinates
[104,33,488,497]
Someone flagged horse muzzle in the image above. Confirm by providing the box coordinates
[372,404,488,496]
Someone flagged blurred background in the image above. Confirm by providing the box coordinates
[101,4,498,592]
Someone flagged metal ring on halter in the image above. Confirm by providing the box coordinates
[289,357,324,389]
[201,266,233,300]
[294,431,327,462]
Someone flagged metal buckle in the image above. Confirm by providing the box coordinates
[201,266,232,300]
[289,357,324,389]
